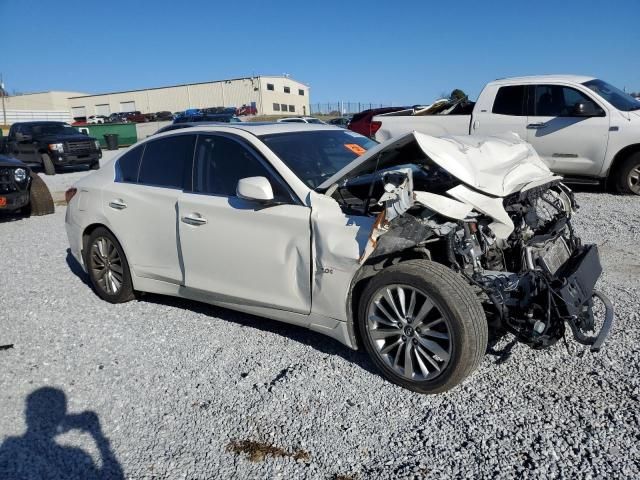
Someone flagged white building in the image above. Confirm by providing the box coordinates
[2,75,310,122]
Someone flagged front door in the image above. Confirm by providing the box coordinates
[525,84,610,176]
[178,133,312,314]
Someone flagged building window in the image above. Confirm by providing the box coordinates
[280,104,287,112]
[298,89,304,96]
[267,83,274,91]
[288,105,295,112]
[273,103,280,111]
[284,86,290,94]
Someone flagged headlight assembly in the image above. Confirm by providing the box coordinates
[48,143,64,153]
[14,168,28,183]
[94,140,101,150]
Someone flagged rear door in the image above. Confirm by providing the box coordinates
[525,84,610,175]
[102,134,196,284]
[177,133,312,314]
[472,84,529,138]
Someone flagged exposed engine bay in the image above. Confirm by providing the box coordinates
[326,133,613,352]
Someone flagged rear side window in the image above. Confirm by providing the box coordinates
[138,135,196,189]
[492,85,526,115]
[193,135,291,201]
[115,145,144,183]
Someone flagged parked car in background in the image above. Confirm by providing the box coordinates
[173,113,241,124]
[88,115,108,124]
[238,104,258,116]
[348,107,408,137]
[1,121,101,175]
[328,116,352,128]
[0,155,54,216]
[107,113,129,123]
[65,123,611,394]
[373,75,640,194]
[124,111,148,123]
[155,111,174,121]
[277,116,326,124]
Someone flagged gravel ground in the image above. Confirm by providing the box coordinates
[0,190,639,479]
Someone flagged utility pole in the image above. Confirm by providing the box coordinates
[1,73,6,126]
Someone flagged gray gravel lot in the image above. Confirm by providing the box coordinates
[0,188,639,479]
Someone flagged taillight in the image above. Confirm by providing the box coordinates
[370,121,382,137]
[65,188,78,203]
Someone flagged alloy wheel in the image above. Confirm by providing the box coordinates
[628,164,640,194]
[366,284,452,381]
[89,236,124,295]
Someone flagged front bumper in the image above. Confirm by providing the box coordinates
[50,150,102,166]
[0,190,30,212]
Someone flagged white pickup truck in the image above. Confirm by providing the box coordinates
[373,75,640,194]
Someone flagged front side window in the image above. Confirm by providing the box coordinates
[492,85,526,115]
[260,130,377,189]
[193,135,290,201]
[533,85,602,117]
[138,134,196,189]
[115,145,145,182]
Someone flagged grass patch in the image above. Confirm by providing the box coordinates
[226,439,310,463]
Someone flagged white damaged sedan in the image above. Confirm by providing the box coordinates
[65,124,612,393]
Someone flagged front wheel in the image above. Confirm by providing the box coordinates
[41,153,56,175]
[615,152,640,195]
[84,227,135,303]
[358,260,487,394]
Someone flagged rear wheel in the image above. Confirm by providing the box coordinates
[358,260,487,394]
[84,227,135,303]
[41,153,56,175]
[616,152,640,195]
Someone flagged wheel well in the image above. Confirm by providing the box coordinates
[607,144,640,183]
[81,223,116,256]
[346,247,438,350]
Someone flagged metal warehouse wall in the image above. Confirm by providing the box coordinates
[67,76,308,117]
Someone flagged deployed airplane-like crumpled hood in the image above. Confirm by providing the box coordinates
[320,131,558,197]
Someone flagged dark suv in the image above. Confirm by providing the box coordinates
[3,121,102,175]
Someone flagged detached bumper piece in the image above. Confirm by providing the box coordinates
[551,245,613,351]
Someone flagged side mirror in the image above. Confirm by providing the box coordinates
[572,102,603,117]
[236,176,274,202]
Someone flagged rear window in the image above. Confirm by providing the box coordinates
[115,145,144,183]
[260,130,377,189]
[492,85,526,115]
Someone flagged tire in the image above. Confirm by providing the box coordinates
[357,260,487,394]
[615,152,640,195]
[84,227,136,303]
[24,172,54,216]
[41,153,56,175]
[90,161,100,170]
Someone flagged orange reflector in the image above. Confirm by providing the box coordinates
[0,196,6,207]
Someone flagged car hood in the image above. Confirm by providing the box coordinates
[319,131,557,197]
[39,134,97,143]
[0,154,28,168]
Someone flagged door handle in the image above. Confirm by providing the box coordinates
[108,199,127,210]
[526,122,547,129]
[181,213,207,226]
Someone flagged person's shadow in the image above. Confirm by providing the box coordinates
[0,387,124,480]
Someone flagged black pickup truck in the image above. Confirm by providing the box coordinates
[1,121,102,175]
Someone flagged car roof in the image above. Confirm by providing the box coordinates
[489,74,596,85]
[156,122,345,137]
[12,121,67,126]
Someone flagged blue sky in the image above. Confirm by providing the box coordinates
[1,0,638,104]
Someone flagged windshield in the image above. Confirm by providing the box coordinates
[582,79,640,112]
[306,118,324,124]
[260,130,377,188]
[32,124,80,136]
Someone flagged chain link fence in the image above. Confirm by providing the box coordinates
[309,102,394,115]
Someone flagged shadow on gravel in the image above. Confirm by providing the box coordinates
[0,387,124,479]
[143,293,381,377]
[66,248,91,287]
